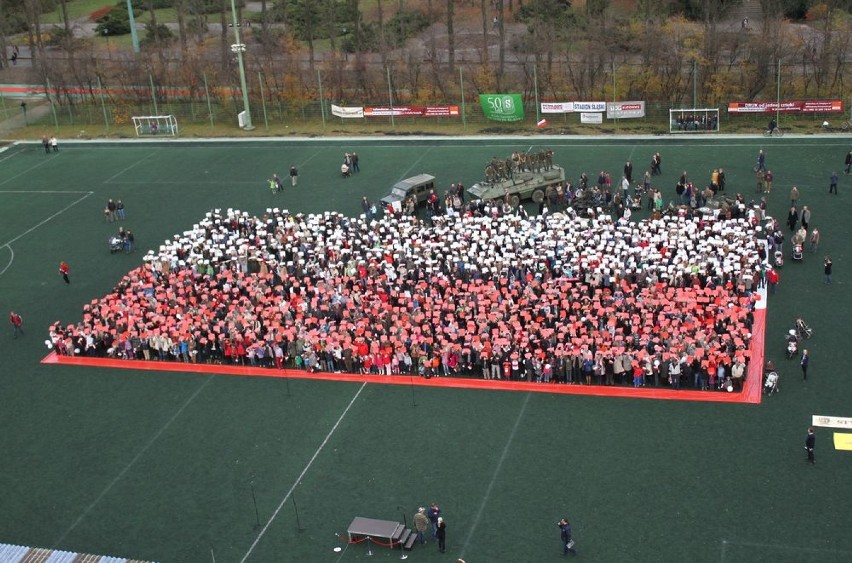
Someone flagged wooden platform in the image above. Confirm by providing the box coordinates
[347,516,417,551]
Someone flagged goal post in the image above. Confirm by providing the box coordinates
[132,115,179,137]
[669,108,719,133]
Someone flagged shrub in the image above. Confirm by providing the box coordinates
[141,21,174,45]
[95,9,131,36]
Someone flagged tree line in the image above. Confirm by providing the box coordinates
[0,0,850,111]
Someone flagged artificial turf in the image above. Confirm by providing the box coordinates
[0,136,851,562]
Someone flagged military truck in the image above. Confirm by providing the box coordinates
[467,166,566,207]
[380,173,437,207]
[466,150,565,207]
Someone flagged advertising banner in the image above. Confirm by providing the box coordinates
[541,102,574,114]
[573,101,607,112]
[480,94,525,122]
[580,112,603,124]
[727,100,843,113]
[363,105,459,117]
[607,101,646,119]
[812,415,852,429]
[331,104,364,118]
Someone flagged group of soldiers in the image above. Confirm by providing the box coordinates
[484,148,555,182]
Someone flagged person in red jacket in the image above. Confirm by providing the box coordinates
[9,311,23,338]
[59,261,70,284]
[766,268,780,295]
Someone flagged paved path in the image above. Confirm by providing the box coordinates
[0,101,50,138]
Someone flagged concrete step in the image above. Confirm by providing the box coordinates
[403,528,418,551]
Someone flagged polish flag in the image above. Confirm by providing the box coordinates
[537,119,548,127]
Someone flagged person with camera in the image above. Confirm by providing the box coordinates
[558,517,577,556]
[824,256,833,284]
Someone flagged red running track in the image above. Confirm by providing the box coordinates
[42,309,764,404]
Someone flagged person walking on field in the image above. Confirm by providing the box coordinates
[801,206,811,230]
[789,186,800,207]
[290,165,298,187]
[559,517,577,556]
[805,427,816,465]
[801,349,809,381]
[9,311,23,338]
[845,150,852,174]
[59,261,70,284]
[829,171,839,194]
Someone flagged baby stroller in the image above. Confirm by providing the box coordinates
[764,370,780,396]
[795,318,813,340]
[785,329,799,359]
[773,250,784,268]
[791,243,803,262]
[108,235,123,254]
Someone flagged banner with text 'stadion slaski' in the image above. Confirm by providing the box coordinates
[480,94,525,122]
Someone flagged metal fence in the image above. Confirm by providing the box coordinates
[4,92,845,135]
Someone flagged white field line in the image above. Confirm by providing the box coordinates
[240,382,367,563]
[459,392,532,558]
[53,375,215,546]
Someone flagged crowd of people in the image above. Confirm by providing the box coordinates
[48,198,763,391]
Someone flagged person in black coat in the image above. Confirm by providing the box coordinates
[559,517,577,555]
[436,517,447,553]
[805,427,815,464]
[787,206,799,232]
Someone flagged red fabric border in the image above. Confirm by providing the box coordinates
[42,305,764,405]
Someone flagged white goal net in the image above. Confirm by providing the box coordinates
[132,115,179,137]
[669,108,719,133]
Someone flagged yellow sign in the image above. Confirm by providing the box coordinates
[832,432,852,451]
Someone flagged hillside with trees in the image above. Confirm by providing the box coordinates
[0,0,850,124]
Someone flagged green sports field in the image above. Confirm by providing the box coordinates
[1,136,851,562]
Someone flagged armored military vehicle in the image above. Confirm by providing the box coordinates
[466,149,565,207]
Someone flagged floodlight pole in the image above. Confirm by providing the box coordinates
[692,58,697,110]
[775,58,781,127]
[230,0,254,130]
[386,65,395,128]
[533,63,540,125]
[125,0,140,54]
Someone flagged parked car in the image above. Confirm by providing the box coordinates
[380,174,437,207]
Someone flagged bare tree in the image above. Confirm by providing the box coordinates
[24,0,46,64]
[326,0,337,53]
[480,0,488,64]
[497,0,505,90]
[58,0,70,34]
[377,0,387,67]
[219,0,229,66]
[447,0,455,74]
[174,0,188,55]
